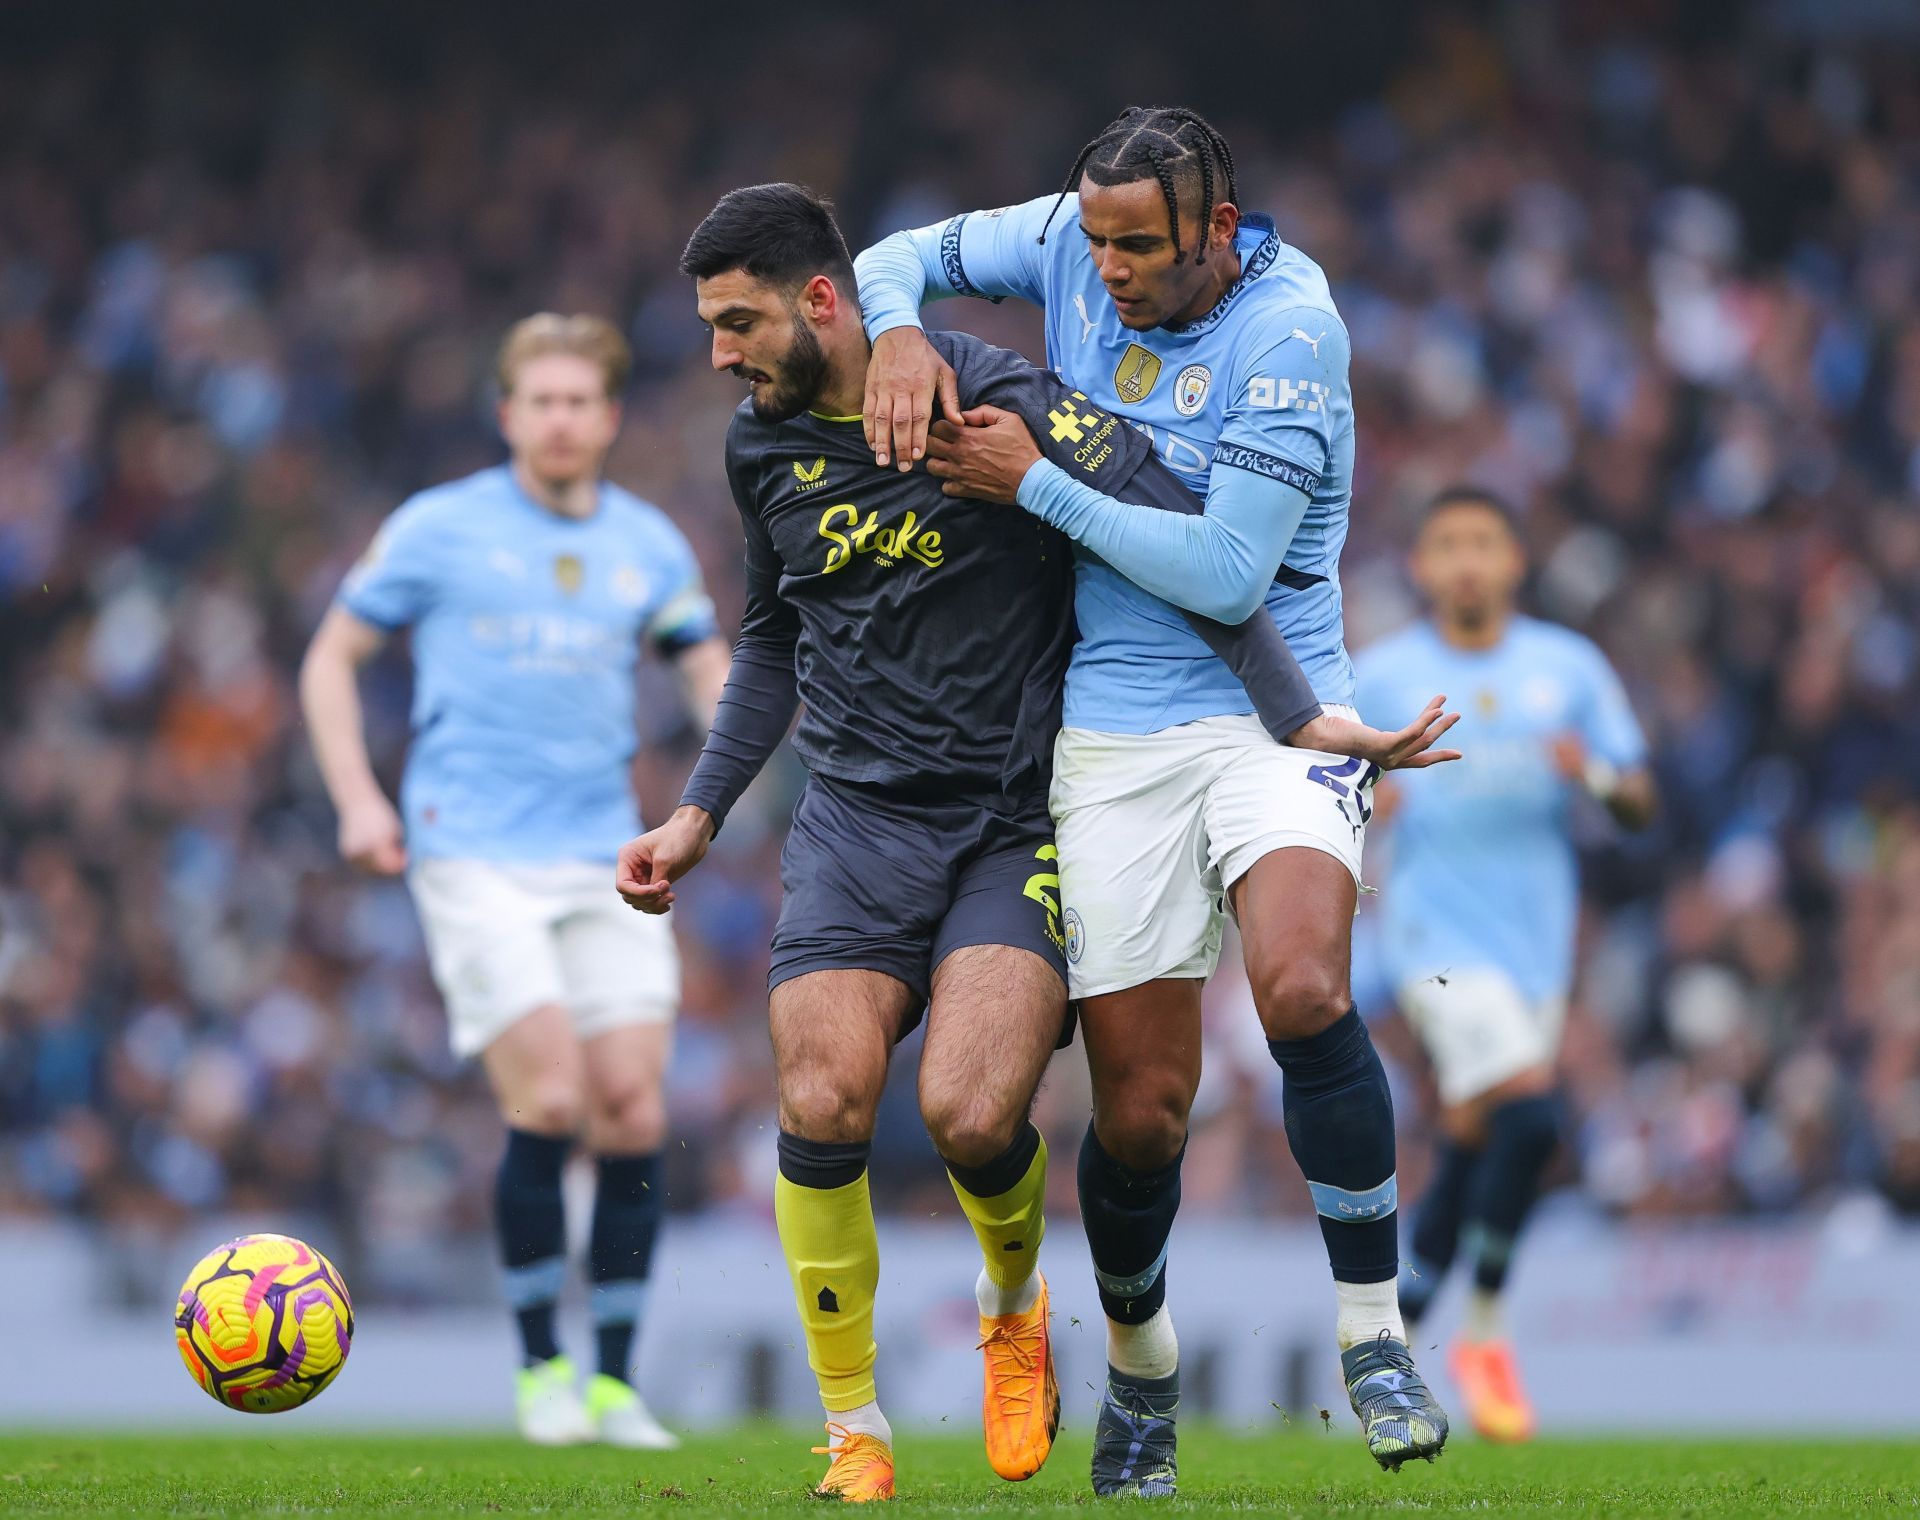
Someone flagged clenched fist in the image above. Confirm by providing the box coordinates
[615,805,717,914]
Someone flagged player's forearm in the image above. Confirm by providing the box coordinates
[1015,460,1307,624]
[853,226,952,341]
[297,645,386,812]
[674,636,732,732]
[676,637,800,831]
[666,803,716,844]
[1179,611,1324,742]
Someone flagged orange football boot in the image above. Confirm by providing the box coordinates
[976,1273,1060,1480]
[1448,1337,1537,1443]
[811,1422,896,1502]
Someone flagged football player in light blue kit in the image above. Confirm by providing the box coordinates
[856,107,1457,1485]
[1355,486,1655,1443]
[299,315,730,1449]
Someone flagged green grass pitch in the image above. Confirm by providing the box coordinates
[0,1429,1913,1517]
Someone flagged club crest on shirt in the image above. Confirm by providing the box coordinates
[1173,363,1211,417]
[553,553,584,595]
[1113,343,1162,405]
[1476,688,1498,717]
[793,456,828,491]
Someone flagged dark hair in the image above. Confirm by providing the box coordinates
[1422,484,1522,532]
[1039,106,1239,264]
[680,182,857,297]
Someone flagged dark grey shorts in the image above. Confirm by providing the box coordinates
[769,775,1069,1032]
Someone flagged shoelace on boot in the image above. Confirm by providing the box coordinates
[812,1421,889,1485]
[977,1322,1041,1416]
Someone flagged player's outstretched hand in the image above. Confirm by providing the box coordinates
[338,793,407,875]
[615,805,716,914]
[865,328,961,472]
[1291,695,1462,770]
[925,406,1042,504]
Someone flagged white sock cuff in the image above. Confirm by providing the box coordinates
[1334,1276,1406,1351]
[976,1265,1041,1319]
[1464,1287,1506,1342]
[830,1399,892,1444]
[1107,1304,1179,1380]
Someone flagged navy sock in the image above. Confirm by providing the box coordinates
[944,1120,1041,1198]
[1399,1140,1481,1326]
[776,1131,871,1189]
[591,1152,662,1383]
[1077,1122,1183,1323]
[1465,1094,1561,1294]
[496,1127,571,1365]
[1268,1009,1399,1284]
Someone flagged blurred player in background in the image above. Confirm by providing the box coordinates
[1355,486,1656,1441]
[299,315,729,1448]
[856,106,1454,1485]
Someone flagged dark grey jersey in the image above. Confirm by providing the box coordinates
[681,330,1319,826]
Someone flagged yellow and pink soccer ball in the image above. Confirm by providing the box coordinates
[174,1233,354,1413]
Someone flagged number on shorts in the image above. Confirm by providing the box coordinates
[1305,755,1365,795]
[1023,844,1064,951]
[1307,756,1382,831]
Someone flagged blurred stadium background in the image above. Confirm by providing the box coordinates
[2,0,1918,1431]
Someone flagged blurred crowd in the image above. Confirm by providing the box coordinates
[4,2,1919,1300]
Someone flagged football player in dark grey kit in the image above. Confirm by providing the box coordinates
[613,183,1451,1502]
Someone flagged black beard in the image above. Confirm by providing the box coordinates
[745,314,831,424]
[1451,600,1494,631]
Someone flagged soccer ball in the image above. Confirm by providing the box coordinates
[174,1233,355,1413]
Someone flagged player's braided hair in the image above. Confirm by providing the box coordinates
[1039,106,1239,265]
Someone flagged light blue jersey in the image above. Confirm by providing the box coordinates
[337,465,717,863]
[1354,616,1648,1004]
[857,194,1355,731]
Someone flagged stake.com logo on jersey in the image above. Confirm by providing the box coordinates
[816,502,946,574]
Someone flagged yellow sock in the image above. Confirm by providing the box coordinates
[949,1128,1048,1293]
[775,1167,881,1412]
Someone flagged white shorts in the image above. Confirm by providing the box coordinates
[1397,966,1565,1106]
[408,858,679,1059]
[1049,711,1372,1000]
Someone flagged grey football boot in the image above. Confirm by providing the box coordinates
[1090,1367,1179,1497]
[1342,1331,1450,1470]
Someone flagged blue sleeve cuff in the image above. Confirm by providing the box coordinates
[864,311,925,340]
[1014,457,1085,527]
[854,228,943,341]
[335,592,404,633]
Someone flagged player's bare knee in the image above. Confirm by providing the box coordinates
[591,1085,666,1152]
[779,1071,877,1143]
[505,1087,582,1138]
[1252,963,1351,1041]
[1440,1100,1489,1148]
[921,1093,1020,1170]
[1097,1087,1189,1171]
